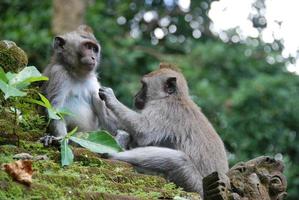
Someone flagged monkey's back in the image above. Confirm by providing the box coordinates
[144,97,229,176]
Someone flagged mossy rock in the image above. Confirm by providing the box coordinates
[0,40,28,72]
[0,143,200,200]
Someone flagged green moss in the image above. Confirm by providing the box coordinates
[0,144,200,199]
[0,40,28,72]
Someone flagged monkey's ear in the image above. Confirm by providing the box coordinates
[53,36,66,49]
[165,77,177,94]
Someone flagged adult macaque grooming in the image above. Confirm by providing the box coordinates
[40,25,121,146]
[98,63,228,196]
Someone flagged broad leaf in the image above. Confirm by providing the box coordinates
[60,139,74,166]
[0,80,26,99]
[16,76,48,90]
[9,66,45,86]
[0,67,8,83]
[70,131,122,154]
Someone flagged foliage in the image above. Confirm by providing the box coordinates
[1,0,298,199]
[70,131,123,154]
[0,66,48,138]
[61,129,122,166]
[0,66,48,99]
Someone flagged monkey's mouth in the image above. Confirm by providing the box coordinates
[83,62,96,70]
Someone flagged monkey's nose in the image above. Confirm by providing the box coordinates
[91,56,95,60]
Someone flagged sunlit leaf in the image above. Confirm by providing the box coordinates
[38,93,52,109]
[9,66,45,86]
[70,131,122,154]
[60,139,74,166]
[0,80,26,99]
[16,76,48,89]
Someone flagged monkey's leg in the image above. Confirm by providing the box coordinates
[110,146,204,196]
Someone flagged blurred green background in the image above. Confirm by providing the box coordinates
[0,0,298,198]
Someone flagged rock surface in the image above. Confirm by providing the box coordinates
[0,40,28,72]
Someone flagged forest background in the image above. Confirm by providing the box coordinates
[0,0,298,199]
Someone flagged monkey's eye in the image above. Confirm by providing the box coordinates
[84,42,99,53]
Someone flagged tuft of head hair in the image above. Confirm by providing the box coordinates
[73,25,97,42]
[77,25,94,34]
[159,63,181,72]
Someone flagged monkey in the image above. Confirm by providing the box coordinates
[97,63,229,197]
[40,25,125,146]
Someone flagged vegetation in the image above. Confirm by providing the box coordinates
[0,0,298,199]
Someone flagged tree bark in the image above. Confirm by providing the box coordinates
[52,0,87,35]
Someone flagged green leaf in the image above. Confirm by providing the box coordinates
[25,98,47,107]
[6,72,15,82]
[38,93,52,108]
[0,67,8,83]
[48,108,61,120]
[16,76,48,90]
[60,138,74,166]
[9,66,47,86]
[0,79,26,99]
[70,131,122,154]
[66,127,78,139]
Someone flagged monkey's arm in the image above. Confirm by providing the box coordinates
[98,88,149,135]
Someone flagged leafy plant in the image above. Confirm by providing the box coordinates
[0,66,48,137]
[0,66,48,99]
[60,129,122,167]
[27,93,72,123]
[60,128,77,166]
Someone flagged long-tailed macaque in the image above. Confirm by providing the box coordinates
[40,25,123,146]
[97,63,229,196]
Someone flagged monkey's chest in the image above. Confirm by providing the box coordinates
[63,92,98,131]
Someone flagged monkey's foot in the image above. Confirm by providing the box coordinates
[115,130,130,149]
[39,135,63,147]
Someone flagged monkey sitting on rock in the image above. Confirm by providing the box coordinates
[40,25,127,146]
[97,63,229,197]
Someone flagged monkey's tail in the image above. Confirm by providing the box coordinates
[110,146,204,195]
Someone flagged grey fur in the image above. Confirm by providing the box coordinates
[41,25,123,145]
[98,66,229,197]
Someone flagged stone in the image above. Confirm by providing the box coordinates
[0,40,28,72]
[203,156,287,200]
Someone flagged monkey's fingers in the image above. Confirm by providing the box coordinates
[39,135,62,147]
[98,89,106,101]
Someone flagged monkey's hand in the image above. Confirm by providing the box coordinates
[98,87,117,108]
[92,93,107,117]
[40,135,63,147]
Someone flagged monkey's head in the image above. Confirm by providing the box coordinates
[134,63,189,110]
[53,25,101,75]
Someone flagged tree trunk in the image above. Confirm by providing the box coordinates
[52,0,87,34]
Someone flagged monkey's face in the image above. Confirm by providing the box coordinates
[134,75,177,110]
[79,41,100,71]
[54,34,100,73]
